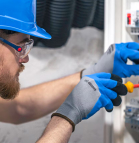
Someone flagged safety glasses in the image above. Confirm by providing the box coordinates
[0,37,34,59]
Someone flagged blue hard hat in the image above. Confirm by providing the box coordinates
[0,0,51,39]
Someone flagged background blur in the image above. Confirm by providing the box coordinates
[0,27,104,143]
[0,0,105,142]
[32,0,104,47]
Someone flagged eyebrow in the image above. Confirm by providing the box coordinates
[17,38,30,44]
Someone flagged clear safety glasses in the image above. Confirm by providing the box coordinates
[0,37,34,59]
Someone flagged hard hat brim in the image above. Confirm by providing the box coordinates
[0,24,52,39]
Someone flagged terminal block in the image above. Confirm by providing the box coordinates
[125,97,139,132]
[126,9,139,35]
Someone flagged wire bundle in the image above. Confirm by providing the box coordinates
[33,0,105,48]
[72,0,97,28]
[90,0,104,30]
[41,0,75,48]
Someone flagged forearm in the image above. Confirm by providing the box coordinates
[0,73,80,124]
[36,116,72,143]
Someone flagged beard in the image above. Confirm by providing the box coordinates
[0,64,25,100]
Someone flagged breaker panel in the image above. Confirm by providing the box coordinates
[124,1,139,143]
[126,2,139,35]
[125,98,139,132]
[124,96,139,142]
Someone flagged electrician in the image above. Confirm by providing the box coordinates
[0,0,139,142]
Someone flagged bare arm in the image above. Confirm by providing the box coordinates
[0,73,80,124]
[36,116,72,143]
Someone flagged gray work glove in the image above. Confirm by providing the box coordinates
[82,43,139,78]
[52,73,127,131]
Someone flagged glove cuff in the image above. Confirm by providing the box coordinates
[80,69,85,79]
[82,65,96,77]
[51,113,75,132]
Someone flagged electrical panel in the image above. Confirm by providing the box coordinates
[105,0,139,143]
[125,97,139,132]
[124,1,139,142]
[124,96,139,143]
[126,2,139,35]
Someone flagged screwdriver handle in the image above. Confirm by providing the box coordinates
[124,81,134,93]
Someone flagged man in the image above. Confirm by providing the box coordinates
[0,0,139,143]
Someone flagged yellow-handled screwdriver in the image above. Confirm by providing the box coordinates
[124,81,139,93]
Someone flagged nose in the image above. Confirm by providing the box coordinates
[19,55,29,63]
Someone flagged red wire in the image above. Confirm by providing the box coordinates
[134,84,139,88]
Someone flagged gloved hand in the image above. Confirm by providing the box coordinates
[52,73,127,131]
[82,42,139,78]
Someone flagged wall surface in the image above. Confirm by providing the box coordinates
[0,27,104,143]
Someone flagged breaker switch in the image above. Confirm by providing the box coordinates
[127,13,131,25]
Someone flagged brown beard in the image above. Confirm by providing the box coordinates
[18,63,25,73]
[0,64,25,100]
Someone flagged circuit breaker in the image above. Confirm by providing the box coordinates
[124,95,139,143]
[125,97,139,133]
[126,2,139,35]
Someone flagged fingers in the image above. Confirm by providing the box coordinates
[104,96,113,112]
[99,87,117,99]
[111,95,122,106]
[123,48,139,62]
[87,73,123,83]
[99,79,117,89]
[100,87,122,107]
[86,74,127,114]
[126,42,139,50]
[133,59,139,65]
[99,77,127,109]
[126,65,139,76]
[87,73,111,79]
[112,82,127,95]
[120,43,139,63]
[99,78,127,95]
[110,74,123,83]
[104,94,121,112]
[105,80,126,107]
[105,108,113,112]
